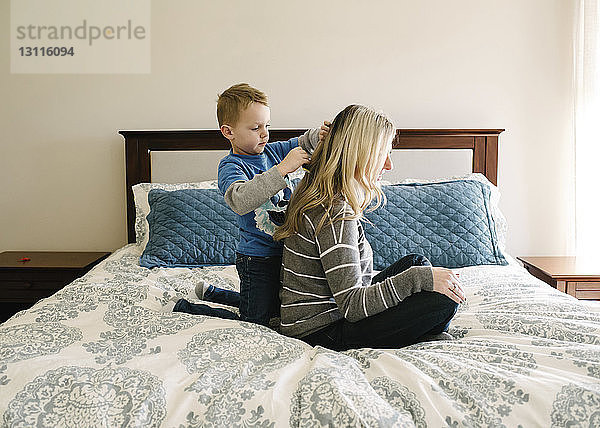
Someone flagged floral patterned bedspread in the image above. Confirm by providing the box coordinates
[1,244,599,427]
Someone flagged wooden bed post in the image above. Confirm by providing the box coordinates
[485,135,499,186]
[122,131,152,245]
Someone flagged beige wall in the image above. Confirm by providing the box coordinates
[0,0,575,256]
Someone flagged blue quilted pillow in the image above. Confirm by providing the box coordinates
[139,189,239,268]
[363,180,507,269]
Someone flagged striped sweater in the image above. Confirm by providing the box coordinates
[280,201,434,338]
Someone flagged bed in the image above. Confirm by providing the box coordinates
[1,128,599,427]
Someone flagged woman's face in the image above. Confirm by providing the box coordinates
[376,138,394,181]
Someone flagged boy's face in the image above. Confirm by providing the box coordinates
[221,102,271,155]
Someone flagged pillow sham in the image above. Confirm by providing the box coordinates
[132,180,218,250]
[384,173,509,257]
[139,188,238,268]
[363,178,507,269]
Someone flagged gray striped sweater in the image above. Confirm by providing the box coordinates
[280,201,434,338]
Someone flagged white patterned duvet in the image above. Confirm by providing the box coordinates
[1,244,599,427]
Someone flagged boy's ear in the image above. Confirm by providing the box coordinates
[220,124,234,141]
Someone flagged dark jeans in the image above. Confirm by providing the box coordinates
[172,253,281,327]
[236,253,281,326]
[202,284,240,307]
[302,254,459,351]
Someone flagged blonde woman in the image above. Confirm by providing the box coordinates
[274,105,465,350]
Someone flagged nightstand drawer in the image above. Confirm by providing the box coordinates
[0,269,82,302]
[573,281,600,289]
[1,280,71,302]
[572,282,600,300]
[0,269,81,282]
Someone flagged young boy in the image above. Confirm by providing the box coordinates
[173,84,327,323]
[216,83,325,326]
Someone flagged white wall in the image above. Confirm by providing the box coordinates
[0,0,576,256]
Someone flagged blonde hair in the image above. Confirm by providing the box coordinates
[274,104,395,241]
[216,83,268,126]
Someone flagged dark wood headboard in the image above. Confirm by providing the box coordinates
[120,128,504,244]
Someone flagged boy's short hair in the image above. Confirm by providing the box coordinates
[217,83,269,127]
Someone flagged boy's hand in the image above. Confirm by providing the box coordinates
[277,147,310,176]
[319,121,331,143]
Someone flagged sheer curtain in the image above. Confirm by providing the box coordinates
[574,0,600,260]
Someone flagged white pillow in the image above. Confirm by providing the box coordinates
[132,180,218,250]
[380,173,509,259]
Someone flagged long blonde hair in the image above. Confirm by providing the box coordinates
[274,104,395,241]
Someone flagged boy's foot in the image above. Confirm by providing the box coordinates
[164,294,183,312]
[194,281,212,300]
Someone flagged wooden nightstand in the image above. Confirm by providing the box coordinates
[0,251,110,322]
[517,256,600,300]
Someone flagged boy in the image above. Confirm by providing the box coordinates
[216,83,324,326]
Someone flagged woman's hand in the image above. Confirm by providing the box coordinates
[432,267,466,304]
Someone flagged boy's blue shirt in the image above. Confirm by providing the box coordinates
[218,138,303,257]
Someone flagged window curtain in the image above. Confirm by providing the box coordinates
[574,0,600,259]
